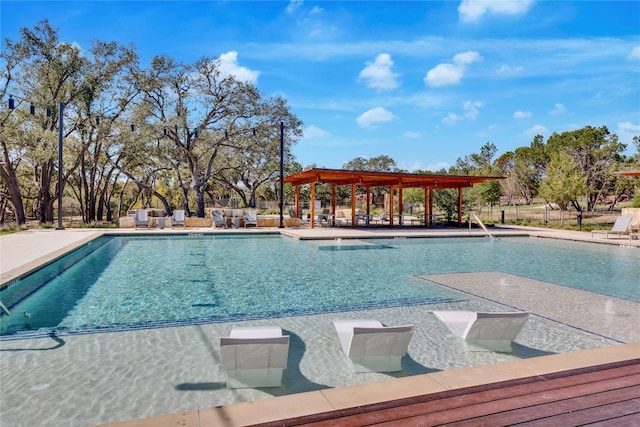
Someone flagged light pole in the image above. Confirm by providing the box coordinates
[56,102,65,230]
[279,121,284,228]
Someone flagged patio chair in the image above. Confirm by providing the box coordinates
[591,216,633,239]
[219,326,289,388]
[378,212,398,225]
[133,209,150,229]
[333,319,415,372]
[243,210,258,227]
[171,209,186,228]
[432,311,530,352]
[212,210,227,228]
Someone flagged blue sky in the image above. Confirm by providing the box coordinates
[2,1,639,171]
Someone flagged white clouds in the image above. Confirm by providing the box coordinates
[452,51,483,65]
[425,64,464,88]
[463,100,482,119]
[458,0,534,23]
[616,122,640,145]
[442,113,462,126]
[549,103,566,115]
[303,125,331,139]
[628,45,640,61]
[424,51,482,87]
[218,51,260,84]
[523,124,548,137]
[443,100,482,126]
[513,110,532,119]
[356,107,395,128]
[358,53,400,91]
[403,131,422,139]
[286,0,303,14]
[496,64,523,77]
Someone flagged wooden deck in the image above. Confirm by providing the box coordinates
[251,359,640,427]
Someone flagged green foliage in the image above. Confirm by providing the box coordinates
[546,126,625,211]
[342,155,398,172]
[0,225,29,235]
[402,188,424,204]
[477,180,501,204]
[539,152,586,211]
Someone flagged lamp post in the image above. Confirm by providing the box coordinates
[279,121,284,228]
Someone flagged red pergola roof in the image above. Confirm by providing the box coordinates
[284,168,504,189]
[616,170,640,177]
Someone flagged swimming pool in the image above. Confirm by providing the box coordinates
[1,235,638,337]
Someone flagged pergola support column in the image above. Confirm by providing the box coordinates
[389,186,395,227]
[351,184,356,228]
[458,186,463,227]
[310,182,316,228]
[331,185,336,213]
[398,186,403,226]
[366,188,371,215]
[424,187,429,228]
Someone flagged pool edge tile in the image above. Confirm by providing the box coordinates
[319,374,447,410]
[198,391,333,426]
[492,342,640,378]
[96,410,199,427]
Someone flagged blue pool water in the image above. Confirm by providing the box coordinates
[1,235,638,337]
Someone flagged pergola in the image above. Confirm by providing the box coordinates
[283,168,504,228]
[617,170,640,177]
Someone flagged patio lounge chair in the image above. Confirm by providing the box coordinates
[171,209,186,228]
[317,208,332,226]
[219,326,289,388]
[432,311,530,352]
[243,210,258,227]
[591,216,633,239]
[134,209,150,229]
[333,319,415,372]
[212,210,227,228]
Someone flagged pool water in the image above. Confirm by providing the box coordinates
[1,235,638,337]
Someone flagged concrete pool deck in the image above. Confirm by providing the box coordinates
[0,225,639,426]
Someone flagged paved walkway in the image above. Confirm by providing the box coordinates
[0,228,103,285]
